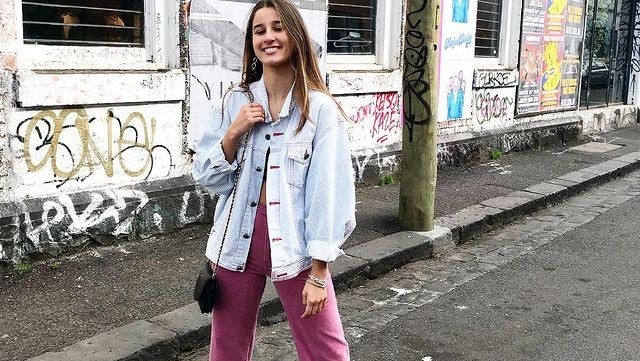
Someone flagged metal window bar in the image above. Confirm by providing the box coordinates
[22,1,144,47]
[327,0,376,54]
[475,0,502,57]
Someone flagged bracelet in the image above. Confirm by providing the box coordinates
[307,274,327,289]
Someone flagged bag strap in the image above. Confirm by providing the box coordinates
[212,89,255,277]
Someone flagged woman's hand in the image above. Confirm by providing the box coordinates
[301,280,327,318]
[301,260,329,318]
[229,103,265,139]
[221,103,264,162]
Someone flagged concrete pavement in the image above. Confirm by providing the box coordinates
[2,124,640,361]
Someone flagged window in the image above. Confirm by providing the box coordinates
[328,0,377,54]
[475,0,502,57]
[22,0,144,46]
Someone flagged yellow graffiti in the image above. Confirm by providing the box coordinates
[548,0,567,15]
[542,42,561,91]
[21,107,159,180]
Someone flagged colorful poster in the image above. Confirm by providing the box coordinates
[516,0,586,115]
[437,0,477,121]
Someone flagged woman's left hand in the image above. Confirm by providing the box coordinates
[301,281,327,318]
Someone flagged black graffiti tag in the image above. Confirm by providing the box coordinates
[402,0,432,142]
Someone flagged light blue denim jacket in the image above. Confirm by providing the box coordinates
[192,77,356,281]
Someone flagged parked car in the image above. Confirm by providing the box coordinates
[581,59,610,89]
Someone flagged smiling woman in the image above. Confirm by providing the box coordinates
[192,1,355,361]
[21,0,144,46]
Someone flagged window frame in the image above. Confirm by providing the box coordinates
[326,0,403,71]
[474,0,520,69]
[14,0,179,71]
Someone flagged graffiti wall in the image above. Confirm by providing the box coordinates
[471,70,518,131]
[1,179,215,263]
[437,0,477,122]
[9,103,183,198]
[187,0,327,150]
[339,92,403,151]
[516,0,586,114]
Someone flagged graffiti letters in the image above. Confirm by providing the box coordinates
[346,92,402,145]
[403,0,432,142]
[474,90,514,124]
[474,70,518,89]
[14,108,173,183]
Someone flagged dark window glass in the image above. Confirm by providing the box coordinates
[328,0,376,54]
[22,0,144,46]
[475,0,501,57]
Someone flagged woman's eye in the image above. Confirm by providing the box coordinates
[254,30,265,35]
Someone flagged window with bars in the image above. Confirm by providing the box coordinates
[22,0,144,46]
[327,0,376,54]
[475,0,502,57]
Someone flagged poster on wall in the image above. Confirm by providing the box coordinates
[516,0,586,115]
[437,0,477,121]
[187,0,327,150]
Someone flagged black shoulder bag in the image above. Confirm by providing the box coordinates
[193,89,254,314]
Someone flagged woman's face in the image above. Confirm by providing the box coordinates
[252,7,293,69]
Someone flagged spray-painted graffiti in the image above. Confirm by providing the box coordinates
[474,89,515,125]
[341,92,403,148]
[23,189,149,248]
[11,185,212,263]
[13,107,173,184]
[473,70,518,89]
[403,0,432,142]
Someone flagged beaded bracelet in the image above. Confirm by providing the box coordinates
[306,274,327,289]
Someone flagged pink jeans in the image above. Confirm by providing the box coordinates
[209,204,350,361]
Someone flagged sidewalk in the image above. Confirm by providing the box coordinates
[1,124,639,361]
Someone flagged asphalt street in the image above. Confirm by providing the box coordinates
[180,170,640,361]
[349,176,640,360]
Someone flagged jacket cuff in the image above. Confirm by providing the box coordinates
[208,140,238,172]
[306,240,345,263]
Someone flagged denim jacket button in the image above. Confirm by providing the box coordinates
[255,167,262,172]
[250,202,257,207]
[243,233,250,239]
[265,134,271,140]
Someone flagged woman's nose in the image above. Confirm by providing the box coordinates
[265,30,275,41]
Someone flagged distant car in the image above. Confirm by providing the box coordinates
[581,59,610,89]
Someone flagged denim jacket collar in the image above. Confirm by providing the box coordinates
[251,76,296,123]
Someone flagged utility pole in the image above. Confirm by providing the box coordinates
[399,0,440,231]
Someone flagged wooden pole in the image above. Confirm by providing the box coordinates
[399,0,440,231]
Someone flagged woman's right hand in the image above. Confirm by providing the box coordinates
[221,103,264,163]
[228,103,265,139]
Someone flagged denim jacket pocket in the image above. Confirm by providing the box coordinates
[286,144,312,188]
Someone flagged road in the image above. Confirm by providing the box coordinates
[180,170,640,361]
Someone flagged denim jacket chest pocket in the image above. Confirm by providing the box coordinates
[285,143,312,188]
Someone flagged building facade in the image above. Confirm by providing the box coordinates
[0,0,638,264]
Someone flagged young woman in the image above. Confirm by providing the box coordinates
[192,1,356,360]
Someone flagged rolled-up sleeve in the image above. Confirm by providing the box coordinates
[304,102,356,262]
[192,101,238,196]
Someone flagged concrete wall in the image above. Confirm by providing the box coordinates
[0,0,206,266]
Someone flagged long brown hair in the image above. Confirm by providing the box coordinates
[241,0,341,132]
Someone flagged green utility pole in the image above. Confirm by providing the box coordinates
[399,0,440,231]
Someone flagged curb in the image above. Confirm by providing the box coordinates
[27,151,640,361]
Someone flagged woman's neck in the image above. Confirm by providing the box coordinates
[262,65,296,102]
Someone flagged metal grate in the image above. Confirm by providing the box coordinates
[327,0,376,54]
[22,0,144,47]
[475,0,502,57]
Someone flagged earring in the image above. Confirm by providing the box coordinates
[251,57,257,71]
